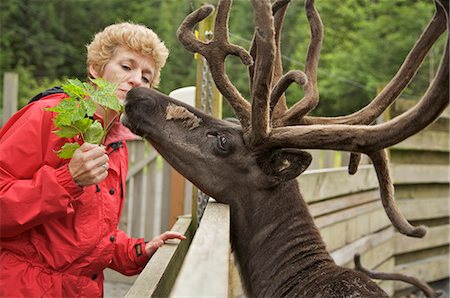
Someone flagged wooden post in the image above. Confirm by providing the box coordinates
[191,10,222,230]
[2,72,18,125]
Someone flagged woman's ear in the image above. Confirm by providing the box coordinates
[89,64,100,79]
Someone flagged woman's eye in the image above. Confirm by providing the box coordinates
[142,77,150,84]
[122,65,131,71]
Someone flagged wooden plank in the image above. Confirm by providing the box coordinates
[395,225,449,255]
[397,197,449,220]
[319,221,347,252]
[300,165,379,203]
[394,254,449,291]
[125,216,193,298]
[131,142,146,238]
[169,169,186,228]
[375,258,395,297]
[144,153,158,239]
[309,190,379,218]
[319,204,391,252]
[331,227,394,267]
[393,130,449,152]
[126,150,158,180]
[2,72,18,125]
[315,200,381,228]
[170,200,230,297]
[392,164,449,185]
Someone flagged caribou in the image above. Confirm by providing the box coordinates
[121,0,449,297]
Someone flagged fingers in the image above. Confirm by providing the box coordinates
[144,231,187,257]
[68,143,110,186]
[160,231,187,241]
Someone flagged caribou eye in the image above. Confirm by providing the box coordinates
[207,132,232,155]
[218,135,228,151]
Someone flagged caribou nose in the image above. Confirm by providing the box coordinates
[125,87,152,103]
[124,87,157,110]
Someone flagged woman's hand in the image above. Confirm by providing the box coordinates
[145,231,187,257]
[68,142,109,186]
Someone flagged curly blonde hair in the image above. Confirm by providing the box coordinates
[86,22,169,88]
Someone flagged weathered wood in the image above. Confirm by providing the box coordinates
[395,225,449,255]
[376,258,396,296]
[125,216,193,298]
[2,72,18,126]
[131,142,146,238]
[315,200,381,229]
[392,130,449,152]
[394,254,449,291]
[169,169,186,228]
[392,164,449,185]
[309,190,379,218]
[170,200,230,297]
[300,165,378,203]
[126,147,158,179]
[397,197,449,221]
[331,227,394,267]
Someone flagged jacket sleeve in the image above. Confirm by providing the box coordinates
[0,102,84,238]
[108,229,151,276]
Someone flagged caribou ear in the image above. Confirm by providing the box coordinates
[258,148,312,182]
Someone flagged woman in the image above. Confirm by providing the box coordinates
[0,22,185,297]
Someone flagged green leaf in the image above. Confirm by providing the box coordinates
[56,142,80,159]
[62,78,86,100]
[81,97,97,116]
[54,126,79,138]
[89,78,123,112]
[84,121,104,144]
[73,117,94,132]
[46,97,87,126]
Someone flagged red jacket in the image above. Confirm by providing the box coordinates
[0,93,150,297]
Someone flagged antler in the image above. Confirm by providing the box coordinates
[177,0,449,238]
[176,0,253,129]
[272,0,323,126]
[264,40,448,237]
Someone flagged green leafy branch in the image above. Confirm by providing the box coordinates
[46,78,123,158]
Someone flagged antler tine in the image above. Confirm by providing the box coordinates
[274,0,323,126]
[248,0,290,97]
[271,0,292,119]
[369,150,426,237]
[354,254,443,298]
[176,0,253,129]
[248,0,276,146]
[270,70,308,115]
[298,0,447,126]
[176,5,214,56]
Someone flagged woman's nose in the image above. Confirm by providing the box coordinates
[128,71,142,87]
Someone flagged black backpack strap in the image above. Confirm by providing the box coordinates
[28,86,65,104]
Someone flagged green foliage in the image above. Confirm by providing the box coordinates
[46,78,121,158]
[0,0,444,119]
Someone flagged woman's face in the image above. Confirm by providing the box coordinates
[90,47,156,102]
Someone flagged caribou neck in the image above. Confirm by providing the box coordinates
[230,179,336,297]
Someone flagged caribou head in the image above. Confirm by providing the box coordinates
[122,0,448,296]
